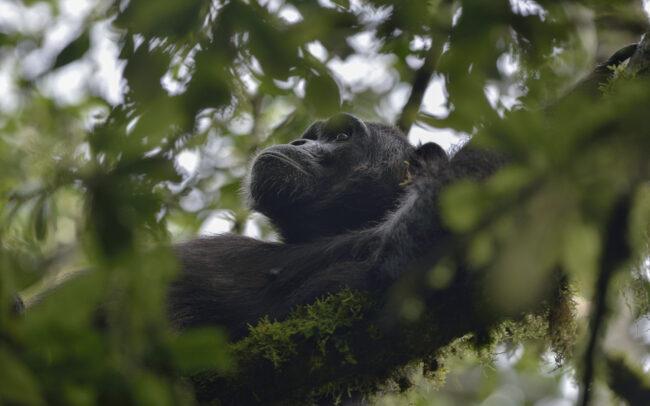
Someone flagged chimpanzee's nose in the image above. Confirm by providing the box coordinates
[290,139,310,146]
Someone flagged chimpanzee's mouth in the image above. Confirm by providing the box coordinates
[257,151,312,176]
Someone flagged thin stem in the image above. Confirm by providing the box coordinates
[578,195,631,406]
[396,43,442,134]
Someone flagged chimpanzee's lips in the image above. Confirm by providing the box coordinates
[257,151,312,176]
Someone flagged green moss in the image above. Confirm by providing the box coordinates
[193,283,578,405]
[232,288,373,369]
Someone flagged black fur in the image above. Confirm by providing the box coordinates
[167,113,503,339]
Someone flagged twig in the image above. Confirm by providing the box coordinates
[627,31,650,73]
[396,44,441,134]
[578,194,631,406]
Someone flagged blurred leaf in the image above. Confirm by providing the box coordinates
[486,165,532,197]
[441,180,485,232]
[606,355,650,406]
[217,180,242,211]
[53,32,91,69]
[123,46,171,103]
[562,221,600,278]
[86,174,135,256]
[130,99,188,150]
[115,156,181,183]
[468,232,494,267]
[183,51,232,115]
[249,28,300,80]
[0,346,43,405]
[169,328,232,373]
[629,182,650,251]
[293,7,359,58]
[304,73,341,117]
[115,0,204,39]
[32,195,51,241]
[133,374,173,406]
[24,271,102,330]
[62,384,94,406]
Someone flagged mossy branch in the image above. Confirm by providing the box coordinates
[193,278,576,405]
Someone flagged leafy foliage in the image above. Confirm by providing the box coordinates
[0,0,649,405]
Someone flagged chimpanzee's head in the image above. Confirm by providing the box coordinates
[247,113,446,243]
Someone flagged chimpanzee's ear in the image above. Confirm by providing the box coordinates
[414,142,447,165]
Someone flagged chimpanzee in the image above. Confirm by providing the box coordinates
[167,40,642,342]
[17,46,635,336]
[167,113,504,340]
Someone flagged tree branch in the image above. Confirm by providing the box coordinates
[578,195,632,406]
[627,31,650,73]
[396,43,442,134]
[606,355,650,406]
[578,30,650,406]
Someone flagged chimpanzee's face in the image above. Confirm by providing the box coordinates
[247,113,415,241]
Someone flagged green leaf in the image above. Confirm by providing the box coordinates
[562,221,600,278]
[32,195,50,241]
[0,346,43,405]
[487,165,531,197]
[169,328,232,373]
[133,375,173,406]
[115,0,204,38]
[183,51,232,115]
[115,155,181,183]
[304,73,341,117]
[123,46,171,103]
[53,32,90,69]
[218,180,243,211]
[440,180,485,232]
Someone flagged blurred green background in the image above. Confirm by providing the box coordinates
[0,0,649,404]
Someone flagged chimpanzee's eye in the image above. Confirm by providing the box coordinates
[335,133,349,142]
